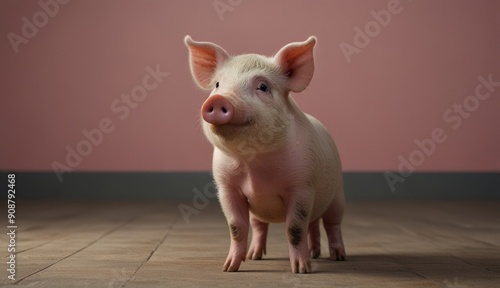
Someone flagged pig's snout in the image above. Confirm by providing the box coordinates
[202,95,234,125]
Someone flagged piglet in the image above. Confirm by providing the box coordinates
[184,35,346,273]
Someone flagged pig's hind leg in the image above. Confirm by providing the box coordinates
[322,189,346,261]
[308,218,321,258]
[247,213,269,260]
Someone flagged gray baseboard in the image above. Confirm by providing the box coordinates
[344,172,500,200]
[1,171,499,200]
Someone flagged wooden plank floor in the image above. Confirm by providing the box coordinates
[1,200,499,287]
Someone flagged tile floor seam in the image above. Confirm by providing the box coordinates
[122,217,178,288]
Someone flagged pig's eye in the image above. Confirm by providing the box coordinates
[216,82,219,88]
[257,83,270,93]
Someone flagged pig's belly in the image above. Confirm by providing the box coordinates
[247,195,287,223]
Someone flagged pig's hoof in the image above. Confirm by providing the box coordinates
[222,253,245,272]
[328,244,346,261]
[309,247,321,259]
[290,249,312,273]
[247,248,265,260]
[247,243,266,260]
[290,257,312,274]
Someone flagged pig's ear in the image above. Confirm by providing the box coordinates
[274,36,316,93]
[184,35,230,90]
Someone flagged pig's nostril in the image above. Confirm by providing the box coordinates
[209,107,214,113]
[222,107,227,113]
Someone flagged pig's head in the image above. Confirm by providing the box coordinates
[184,35,316,158]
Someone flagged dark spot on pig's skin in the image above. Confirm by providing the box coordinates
[242,118,254,126]
[295,206,308,223]
[230,224,239,240]
[288,225,302,247]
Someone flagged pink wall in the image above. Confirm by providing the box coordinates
[0,0,499,172]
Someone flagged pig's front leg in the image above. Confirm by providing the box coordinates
[219,187,249,272]
[285,191,313,273]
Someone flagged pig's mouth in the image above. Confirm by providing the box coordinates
[209,118,254,136]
